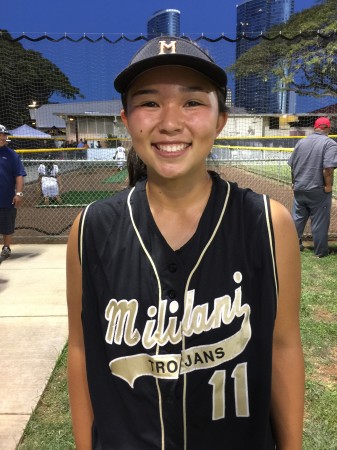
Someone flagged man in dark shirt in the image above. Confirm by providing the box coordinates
[0,125,26,262]
[288,117,337,257]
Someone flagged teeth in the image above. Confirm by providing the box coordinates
[157,144,188,152]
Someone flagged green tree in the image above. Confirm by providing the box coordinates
[0,30,83,129]
[230,0,337,99]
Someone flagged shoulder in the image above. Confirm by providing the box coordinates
[1,146,15,157]
[270,199,297,244]
[5,147,23,165]
[227,179,266,212]
[80,186,138,255]
[270,198,292,223]
[326,136,337,148]
[215,178,270,233]
[269,198,301,302]
[208,172,267,213]
[84,186,133,222]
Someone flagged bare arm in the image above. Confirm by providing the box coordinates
[270,199,305,450]
[13,175,24,207]
[323,167,334,193]
[67,214,93,449]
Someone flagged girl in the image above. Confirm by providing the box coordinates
[38,155,62,205]
[67,36,304,450]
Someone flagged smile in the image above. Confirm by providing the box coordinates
[155,143,189,153]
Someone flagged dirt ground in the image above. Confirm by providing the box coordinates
[14,164,337,243]
[219,165,337,239]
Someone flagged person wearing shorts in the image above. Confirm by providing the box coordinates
[114,143,126,170]
[0,125,26,262]
[38,155,62,205]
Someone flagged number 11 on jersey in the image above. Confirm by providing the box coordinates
[208,362,250,420]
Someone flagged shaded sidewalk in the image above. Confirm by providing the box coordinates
[0,244,68,450]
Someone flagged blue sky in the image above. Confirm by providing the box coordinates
[5,0,317,37]
[3,0,325,113]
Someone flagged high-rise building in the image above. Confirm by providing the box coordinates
[235,0,294,114]
[147,9,181,39]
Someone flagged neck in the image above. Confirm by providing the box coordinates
[146,171,212,211]
[315,129,329,135]
[145,171,213,250]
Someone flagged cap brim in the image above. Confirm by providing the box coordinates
[114,54,227,93]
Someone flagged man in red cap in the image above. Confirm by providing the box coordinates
[288,117,337,257]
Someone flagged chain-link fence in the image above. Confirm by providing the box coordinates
[1,30,337,242]
[13,142,337,243]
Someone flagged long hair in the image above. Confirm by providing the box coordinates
[127,146,147,187]
[45,155,54,176]
[122,88,228,187]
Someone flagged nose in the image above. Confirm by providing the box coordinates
[158,103,183,134]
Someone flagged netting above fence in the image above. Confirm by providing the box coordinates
[1,30,337,131]
[1,29,337,241]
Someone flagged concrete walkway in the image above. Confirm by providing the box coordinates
[0,244,68,450]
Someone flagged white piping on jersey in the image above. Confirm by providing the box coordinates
[79,186,276,449]
[79,203,92,265]
[182,180,231,450]
[127,186,166,450]
[263,195,279,306]
[127,180,231,450]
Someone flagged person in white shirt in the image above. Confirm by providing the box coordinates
[114,144,126,170]
[38,155,62,205]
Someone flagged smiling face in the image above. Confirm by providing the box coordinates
[121,66,227,182]
[0,133,8,147]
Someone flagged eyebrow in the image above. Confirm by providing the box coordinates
[130,86,211,98]
[130,89,158,98]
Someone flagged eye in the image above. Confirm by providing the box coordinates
[140,101,159,108]
[185,100,203,107]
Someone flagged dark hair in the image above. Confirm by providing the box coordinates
[123,87,228,187]
[45,154,54,176]
[46,162,54,176]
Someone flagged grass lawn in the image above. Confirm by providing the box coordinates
[300,246,337,449]
[17,246,337,449]
[102,168,128,183]
[35,169,128,207]
[242,163,337,195]
[246,162,292,185]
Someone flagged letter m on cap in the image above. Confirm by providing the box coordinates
[158,40,177,55]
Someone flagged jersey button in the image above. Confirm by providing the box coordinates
[168,263,177,273]
[168,289,176,299]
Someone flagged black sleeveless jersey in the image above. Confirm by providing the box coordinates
[80,172,278,450]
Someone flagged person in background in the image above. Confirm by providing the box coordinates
[114,142,126,170]
[288,117,337,257]
[67,36,304,450]
[38,155,62,205]
[0,124,26,262]
[77,139,88,160]
[77,138,85,148]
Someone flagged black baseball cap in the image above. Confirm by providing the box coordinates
[114,36,227,94]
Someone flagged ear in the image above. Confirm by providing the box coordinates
[215,112,228,137]
[120,109,129,130]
